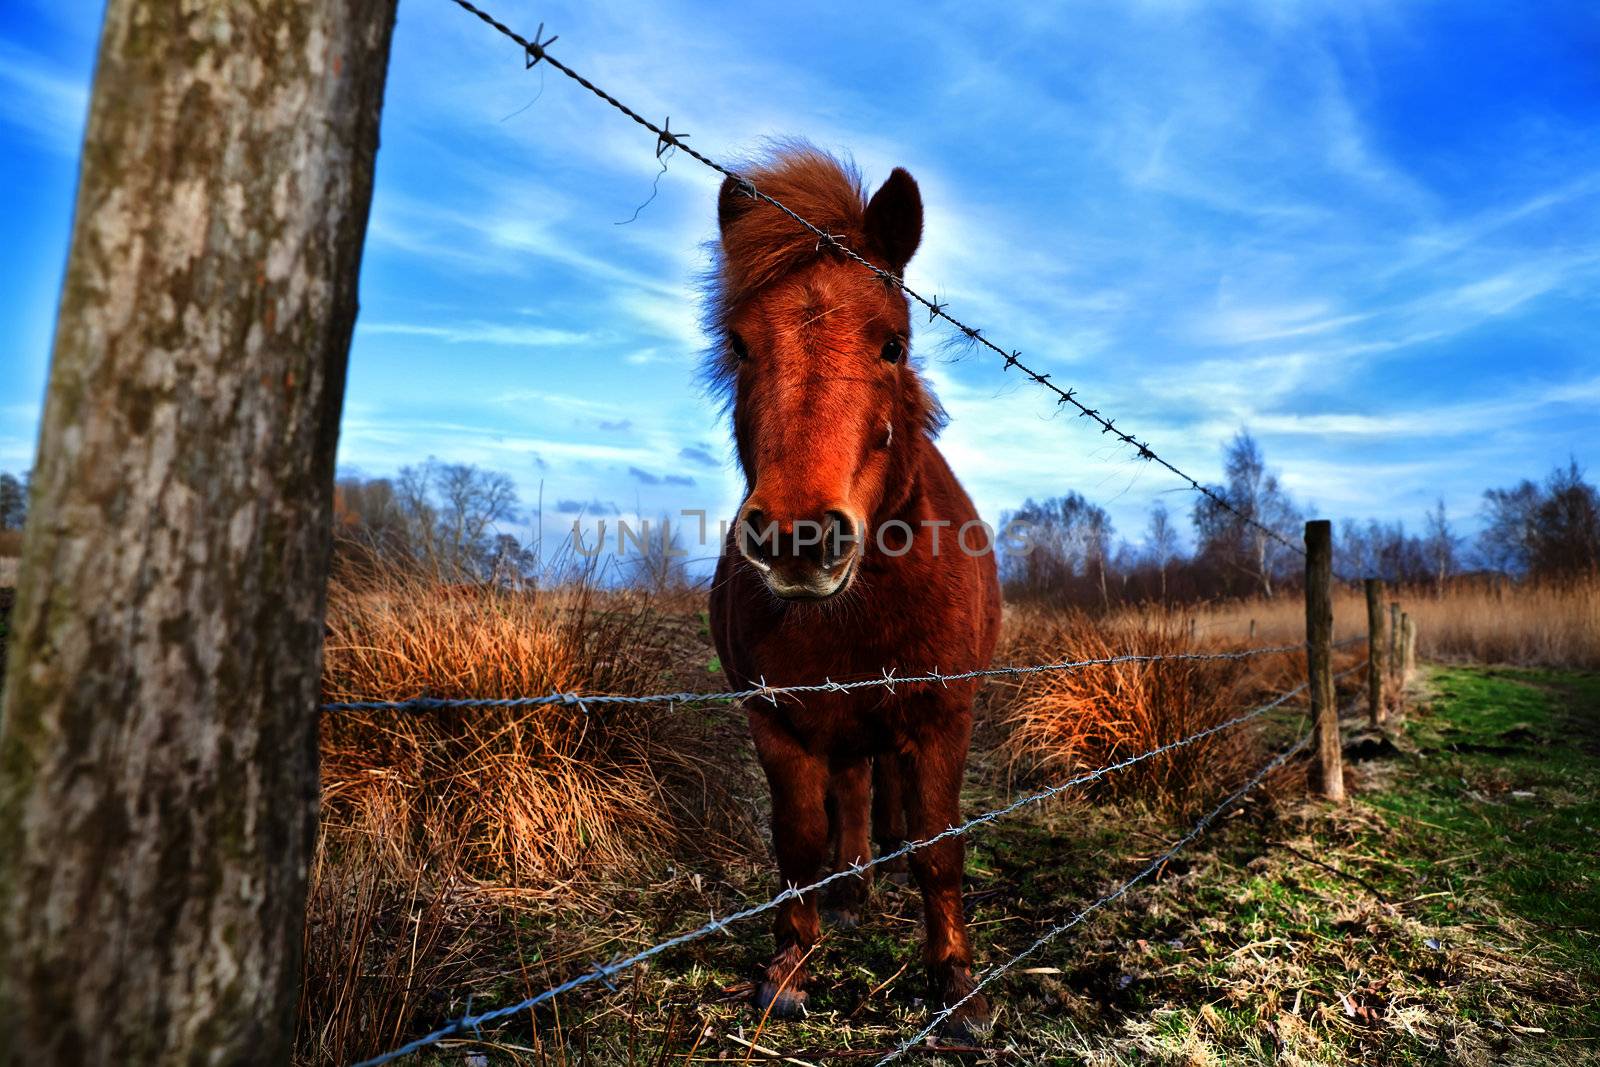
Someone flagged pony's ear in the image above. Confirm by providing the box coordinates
[863,167,923,274]
[718,175,756,239]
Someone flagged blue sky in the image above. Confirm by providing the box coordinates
[2,1,1597,562]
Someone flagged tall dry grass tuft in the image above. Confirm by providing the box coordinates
[296,815,494,1064]
[320,571,706,880]
[996,608,1282,804]
[300,566,757,1064]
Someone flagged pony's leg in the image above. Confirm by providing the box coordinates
[901,719,991,1041]
[750,712,828,1019]
[822,759,872,927]
[871,755,911,884]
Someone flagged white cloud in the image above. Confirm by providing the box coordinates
[0,41,87,154]
[356,321,591,347]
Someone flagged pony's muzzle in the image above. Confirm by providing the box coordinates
[737,505,861,599]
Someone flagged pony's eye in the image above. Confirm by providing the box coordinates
[881,336,905,364]
[729,332,750,361]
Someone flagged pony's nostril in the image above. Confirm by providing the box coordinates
[823,510,858,567]
[740,509,776,564]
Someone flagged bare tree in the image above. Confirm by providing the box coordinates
[1478,478,1542,574]
[1000,493,1115,606]
[621,516,695,594]
[1422,499,1459,592]
[1193,430,1300,598]
[1144,501,1179,603]
[359,458,522,576]
[1335,517,1372,582]
[334,472,411,561]
[0,5,396,1064]
[437,461,520,562]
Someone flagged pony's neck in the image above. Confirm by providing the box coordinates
[873,432,932,531]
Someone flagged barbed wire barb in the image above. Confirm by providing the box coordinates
[655,116,687,157]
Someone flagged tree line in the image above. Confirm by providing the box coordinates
[999,432,1599,607]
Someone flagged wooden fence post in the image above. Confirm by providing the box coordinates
[1389,601,1402,679]
[1306,520,1344,801]
[0,4,398,1063]
[1365,578,1386,727]
[1402,612,1417,681]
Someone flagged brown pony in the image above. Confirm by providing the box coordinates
[706,145,1002,1040]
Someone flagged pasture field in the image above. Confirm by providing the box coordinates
[1141,581,1600,671]
[294,575,1600,1066]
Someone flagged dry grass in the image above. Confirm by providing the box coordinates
[996,608,1270,803]
[1107,591,1366,650]
[296,817,493,1064]
[319,572,715,881]
[294,570,1596,1063]
[993,602,1375,807]
[299,567,759,1064]
[1144,577,1600,670]
[1404,579,1600,669]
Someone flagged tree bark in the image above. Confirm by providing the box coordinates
[0,3,396,1064]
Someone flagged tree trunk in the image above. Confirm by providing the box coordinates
[1256,535,1274,600]
[0,4,396,1064]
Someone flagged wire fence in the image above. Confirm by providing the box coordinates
[443,0,1308,562]
[321,641,1323,713]
[347,659,1363,1066]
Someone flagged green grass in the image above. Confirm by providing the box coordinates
[391,666,1600,1066]
[1012,665,1600,1066]
[1368,670,1600,964]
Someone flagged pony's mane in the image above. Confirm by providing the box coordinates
[699,142,946,439]
[715,144,871,312]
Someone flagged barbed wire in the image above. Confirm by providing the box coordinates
[877,727,1313,1063]
[443,0,1308,560]
[345,661,1362,1066]
[322,641,1327,713]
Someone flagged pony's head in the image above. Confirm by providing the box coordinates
[704,146,944,601]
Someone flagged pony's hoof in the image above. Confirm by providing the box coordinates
[937,966,992,1044]
[757,945,810,1020]
[754,982,808,1019]
[937,993,992,1044]
[822,906,861,930]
